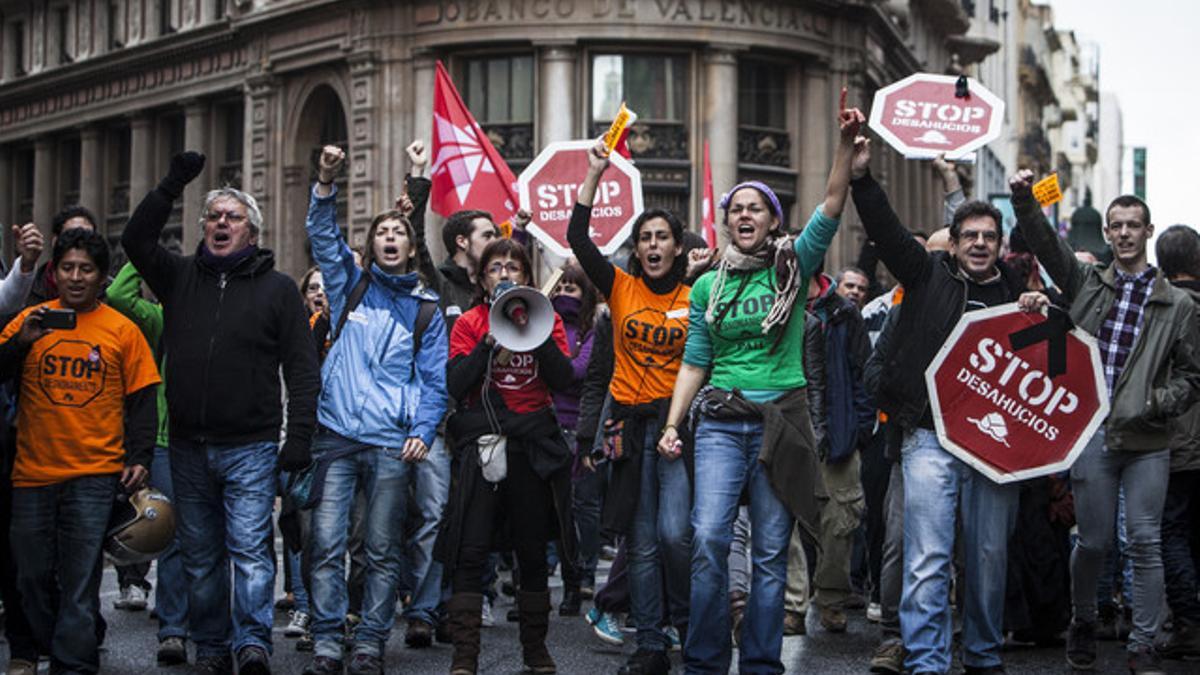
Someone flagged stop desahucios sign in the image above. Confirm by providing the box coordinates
[924,304,1109,484]
[869,73,1005,160]
[518,140,643,258]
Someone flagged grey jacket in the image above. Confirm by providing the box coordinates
[1168,281,1200,472]
[1014,192,1200,451]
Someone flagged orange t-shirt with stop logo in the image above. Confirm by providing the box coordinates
[0,301,161,487]
[607,268,691,406]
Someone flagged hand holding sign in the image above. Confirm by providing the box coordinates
[1032,174,1063,207]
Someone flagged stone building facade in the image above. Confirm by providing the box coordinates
[0,0,983,281]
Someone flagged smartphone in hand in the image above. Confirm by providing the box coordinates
[41,308,77,330]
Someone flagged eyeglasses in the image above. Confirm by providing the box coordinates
[204,210,247,224]
[957,229,999,243]
[486,262,524,277]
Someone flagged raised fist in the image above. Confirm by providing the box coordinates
[159,151,206,199]
[850,136,871,180]
[14,223,43,273]
[1008,169,1035,195]
[406,141,428,169]
[318,145,346,183]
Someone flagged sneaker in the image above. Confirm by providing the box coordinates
[275,594,296,612]
[783,610,807,636]
[481,597,496,627]
[405,618,433,648]
[866,602,882,623]
[128,585,149,610]
[236,645,271,675]
[301,655,343,675]
[559,588,582,616]
[1066,620,1097,670]
[580,586,595,600]
[347,651,383,675]
[196,654,234,675]
[587,607,625,646]
[1127,645,1166,675]
[296,631,314,652]
[285,611,311,637]
[663,625,681,652]
[600,544,618,561]
[819,605,847,633]
[1158,622,1200,659]
[157,636,188,666]
[622,613,636,632]
[617,648,671,675]
[6,659,37,675]
[844,592,867,610]
[869,638,905,674]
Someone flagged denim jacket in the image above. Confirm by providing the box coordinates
[305,184,449,449]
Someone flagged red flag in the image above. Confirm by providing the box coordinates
[701,141,717,248]
[429,61,519,222]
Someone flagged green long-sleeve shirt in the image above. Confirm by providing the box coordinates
[107,261,169,448]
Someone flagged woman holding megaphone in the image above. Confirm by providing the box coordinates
[439,238,577,675]
[569,142,693,675]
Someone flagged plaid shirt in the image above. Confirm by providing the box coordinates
[1096,266,1157,394]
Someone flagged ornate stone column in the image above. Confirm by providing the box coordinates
[183,100,213,252]
[798,61,832,226]
[538,43,576,148]
[244,74,277,250]
[349,51,379,232]
[411,50,445,263]
[130,114,157,213]
[33,137,56,235]
[79,125,104,214]
[704,46,739,245]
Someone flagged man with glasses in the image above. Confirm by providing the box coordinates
[121,152,320,675]
[1011,175,1200,675]
[847,137,1025,675]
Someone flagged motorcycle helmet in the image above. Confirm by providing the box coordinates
[104,487,176,565]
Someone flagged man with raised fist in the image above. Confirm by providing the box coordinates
[121,152,320,675]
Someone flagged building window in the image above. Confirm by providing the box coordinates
[109,1,125,50]
[461,54,534,163]
[16,148,34,224]
[737,59,790,168]
[160,0,176,35]
[11,22,28,77]
[60,138,82,207]
[591,54,687,123]
[214,0,227,21]
[56,7,73,65]
[218,101,244,188]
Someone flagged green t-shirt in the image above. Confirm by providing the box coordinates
[683,205,838,401]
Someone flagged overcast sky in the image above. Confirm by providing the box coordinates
[1048,0,1197,231]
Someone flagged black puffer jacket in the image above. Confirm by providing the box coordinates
[850,171,1025,430]
[121,186,320,454]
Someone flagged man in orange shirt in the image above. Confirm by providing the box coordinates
[0,229,160,674]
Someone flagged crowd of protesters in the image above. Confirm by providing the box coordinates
[0,88,1196,675]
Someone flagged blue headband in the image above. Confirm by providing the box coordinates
[718,181,785,228]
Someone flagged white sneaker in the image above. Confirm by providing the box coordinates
[285,611,311,637]
[481,597,495,627]
[867,602,882,623]
[126,585,148,610]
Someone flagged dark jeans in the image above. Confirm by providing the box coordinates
[572,460,607,590]
[0,442,38,662]
[860,431,891,603]
[452,450,554,595]
[1163,469,1200,625]
[10,474,118,674]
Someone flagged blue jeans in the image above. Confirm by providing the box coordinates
[899,429,1017,673]
[309,432,412,659]
[628,425,692,651]
[685,416,791,675]
[402,434,451,625]
[1069,430,1169,650]
[11,473,118,674]
[171,440,278,658]
[149,445,189,640]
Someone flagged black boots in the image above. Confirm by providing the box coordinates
[517,590,556,674]
[447,593,483,675]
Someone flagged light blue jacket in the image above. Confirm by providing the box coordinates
[305,184,449,448]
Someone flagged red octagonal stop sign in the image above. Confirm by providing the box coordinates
[518,140,643,258]
[869,73,1005,160]
[924,304,1109,484]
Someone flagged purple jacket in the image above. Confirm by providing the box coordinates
[551,309,594,432]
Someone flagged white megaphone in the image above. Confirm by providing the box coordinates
[489,281,555,352]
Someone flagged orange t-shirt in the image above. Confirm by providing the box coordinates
[607,268,690,405]
[1,301,161,487]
